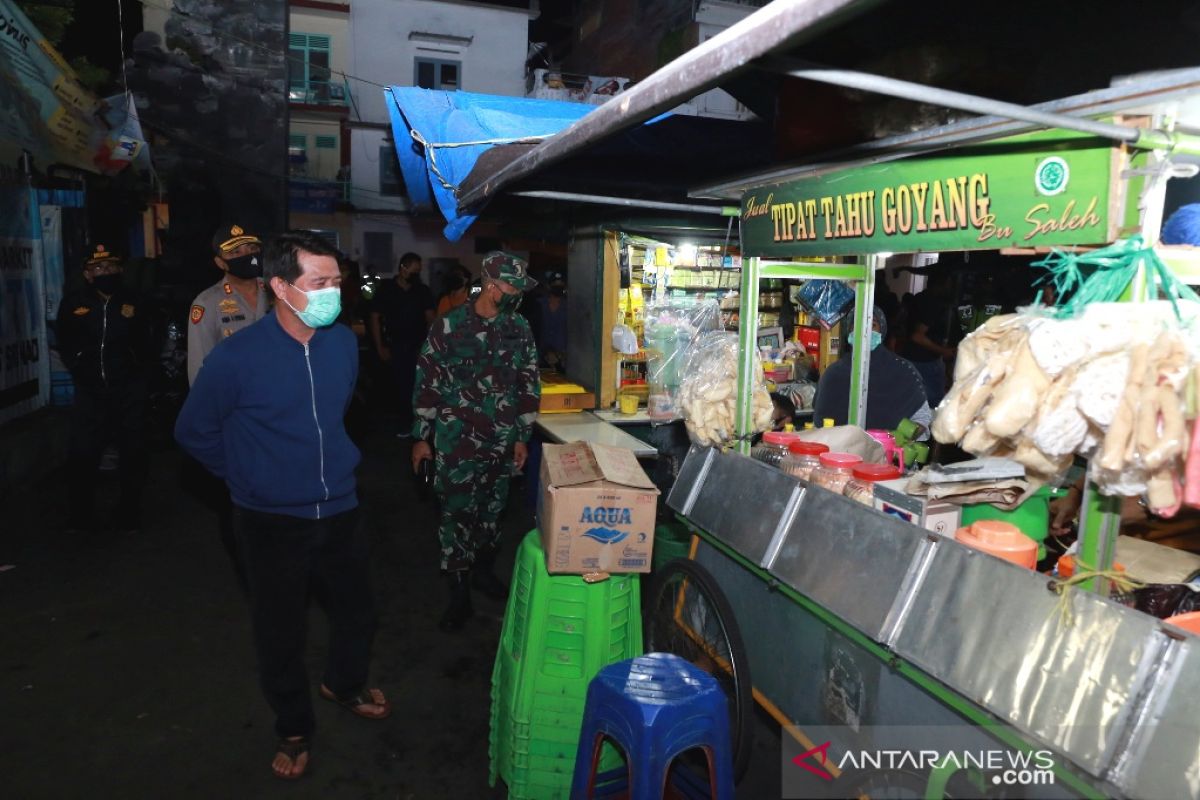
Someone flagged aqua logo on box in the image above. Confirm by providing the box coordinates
[580,506,633,544]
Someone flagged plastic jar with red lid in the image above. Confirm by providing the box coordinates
[843,463,903,505]
[780,440,830,481]
[809,452,863,494]
[750,431,802,468]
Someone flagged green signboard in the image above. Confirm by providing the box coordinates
[741,129,1122,257]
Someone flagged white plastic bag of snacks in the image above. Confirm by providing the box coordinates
[932,300,1198,514]
[678,331,773,447]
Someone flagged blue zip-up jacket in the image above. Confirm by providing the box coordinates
[175,310,360,519]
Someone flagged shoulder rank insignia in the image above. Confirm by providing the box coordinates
[120,304,135,318]
[223,283,233,294]
[73,306,90,316]
[190,305,205,324]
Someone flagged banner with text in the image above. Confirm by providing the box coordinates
[0,185,48,424]
[741,130,1121,257]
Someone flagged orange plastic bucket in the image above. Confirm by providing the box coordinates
[955,520,1038,570]
[1165,611,1200,636]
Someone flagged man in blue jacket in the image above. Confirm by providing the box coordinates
[176,230,389,780]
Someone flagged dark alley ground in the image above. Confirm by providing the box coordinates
[0,420,782,799]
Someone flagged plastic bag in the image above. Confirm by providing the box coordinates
[678,331,773,447]
[932,301,1199,498]
[643,299,721,418]
[797,279,855,328]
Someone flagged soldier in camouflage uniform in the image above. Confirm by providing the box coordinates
[411,252,541,632]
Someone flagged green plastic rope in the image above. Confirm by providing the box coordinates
[1033,236,1200,319]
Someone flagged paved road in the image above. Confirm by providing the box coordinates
[0,427,523,799]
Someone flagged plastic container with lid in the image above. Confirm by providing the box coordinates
[780,441,830,481]
[843,463,904,505]
[809,452,863,493]
[954,520,1037,570]
[750,431,801,468]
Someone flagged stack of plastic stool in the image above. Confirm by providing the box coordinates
[489,529,643,799]
[571,652,735,799]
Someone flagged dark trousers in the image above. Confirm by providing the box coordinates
[233,505,377,738]
[68,380,148,527]
[391,345,419,430]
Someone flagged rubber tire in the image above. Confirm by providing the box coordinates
[643,557,754,783]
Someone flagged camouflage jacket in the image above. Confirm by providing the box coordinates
[412,300,541,449]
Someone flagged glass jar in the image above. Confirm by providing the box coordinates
[780,441,830,481]
[809,452,863,494]
[843,464,903,505]
[750,431,800,468]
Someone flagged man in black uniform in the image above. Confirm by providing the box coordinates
[368,252,434,437]
[57,245,157,532]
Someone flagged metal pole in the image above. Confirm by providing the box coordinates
[760,57,1174,151]
[512,190,739,216]
[736,257,763,455]
[455,0,871,211]
[846,255,878,427]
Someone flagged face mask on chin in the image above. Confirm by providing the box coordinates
[92,273,122,294]
[224,252,262,279]
[284,284,341,328]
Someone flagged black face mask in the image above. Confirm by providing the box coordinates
[550,286,566,297]
[225,252,262,279]
[92,273,122,294]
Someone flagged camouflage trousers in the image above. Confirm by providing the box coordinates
[434,448,512,572]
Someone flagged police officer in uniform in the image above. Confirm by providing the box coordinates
[57,244,156,532]
[412,252,541,632]
[187,223,267,385]
[185,224,266,588]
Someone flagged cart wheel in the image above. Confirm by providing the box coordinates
[643,557,754,782]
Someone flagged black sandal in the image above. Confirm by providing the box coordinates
[273,737,310,780]
[318,684,392,720]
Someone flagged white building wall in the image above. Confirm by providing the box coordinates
[349,126,408,212]
[348,0,531,124]
[352,215,501,276]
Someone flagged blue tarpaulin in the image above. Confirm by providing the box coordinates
[386,88,668,242]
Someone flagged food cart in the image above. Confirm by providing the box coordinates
[383,3,1200,792]
[648,104,1200,797]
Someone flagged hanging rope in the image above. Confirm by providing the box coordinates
[1033,236,1200,319]
[1052,564,1144,628]
[409,128,556,196]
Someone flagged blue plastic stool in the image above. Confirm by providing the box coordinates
[570,652,735,799]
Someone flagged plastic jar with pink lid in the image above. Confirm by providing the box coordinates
[843,463,903,505]
[750,431,802,469]
[780,440,830,481]
[809,452,863,494]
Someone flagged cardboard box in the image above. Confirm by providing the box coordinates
[539,442,660,574]
[873,479,961,537]
[539,391,596,413]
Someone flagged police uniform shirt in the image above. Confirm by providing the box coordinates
[187,278,268,385]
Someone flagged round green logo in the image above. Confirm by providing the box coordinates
[1035,156,1069,196]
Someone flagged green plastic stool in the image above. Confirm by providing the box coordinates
[651,523,692,573]
[489,530,644,799]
